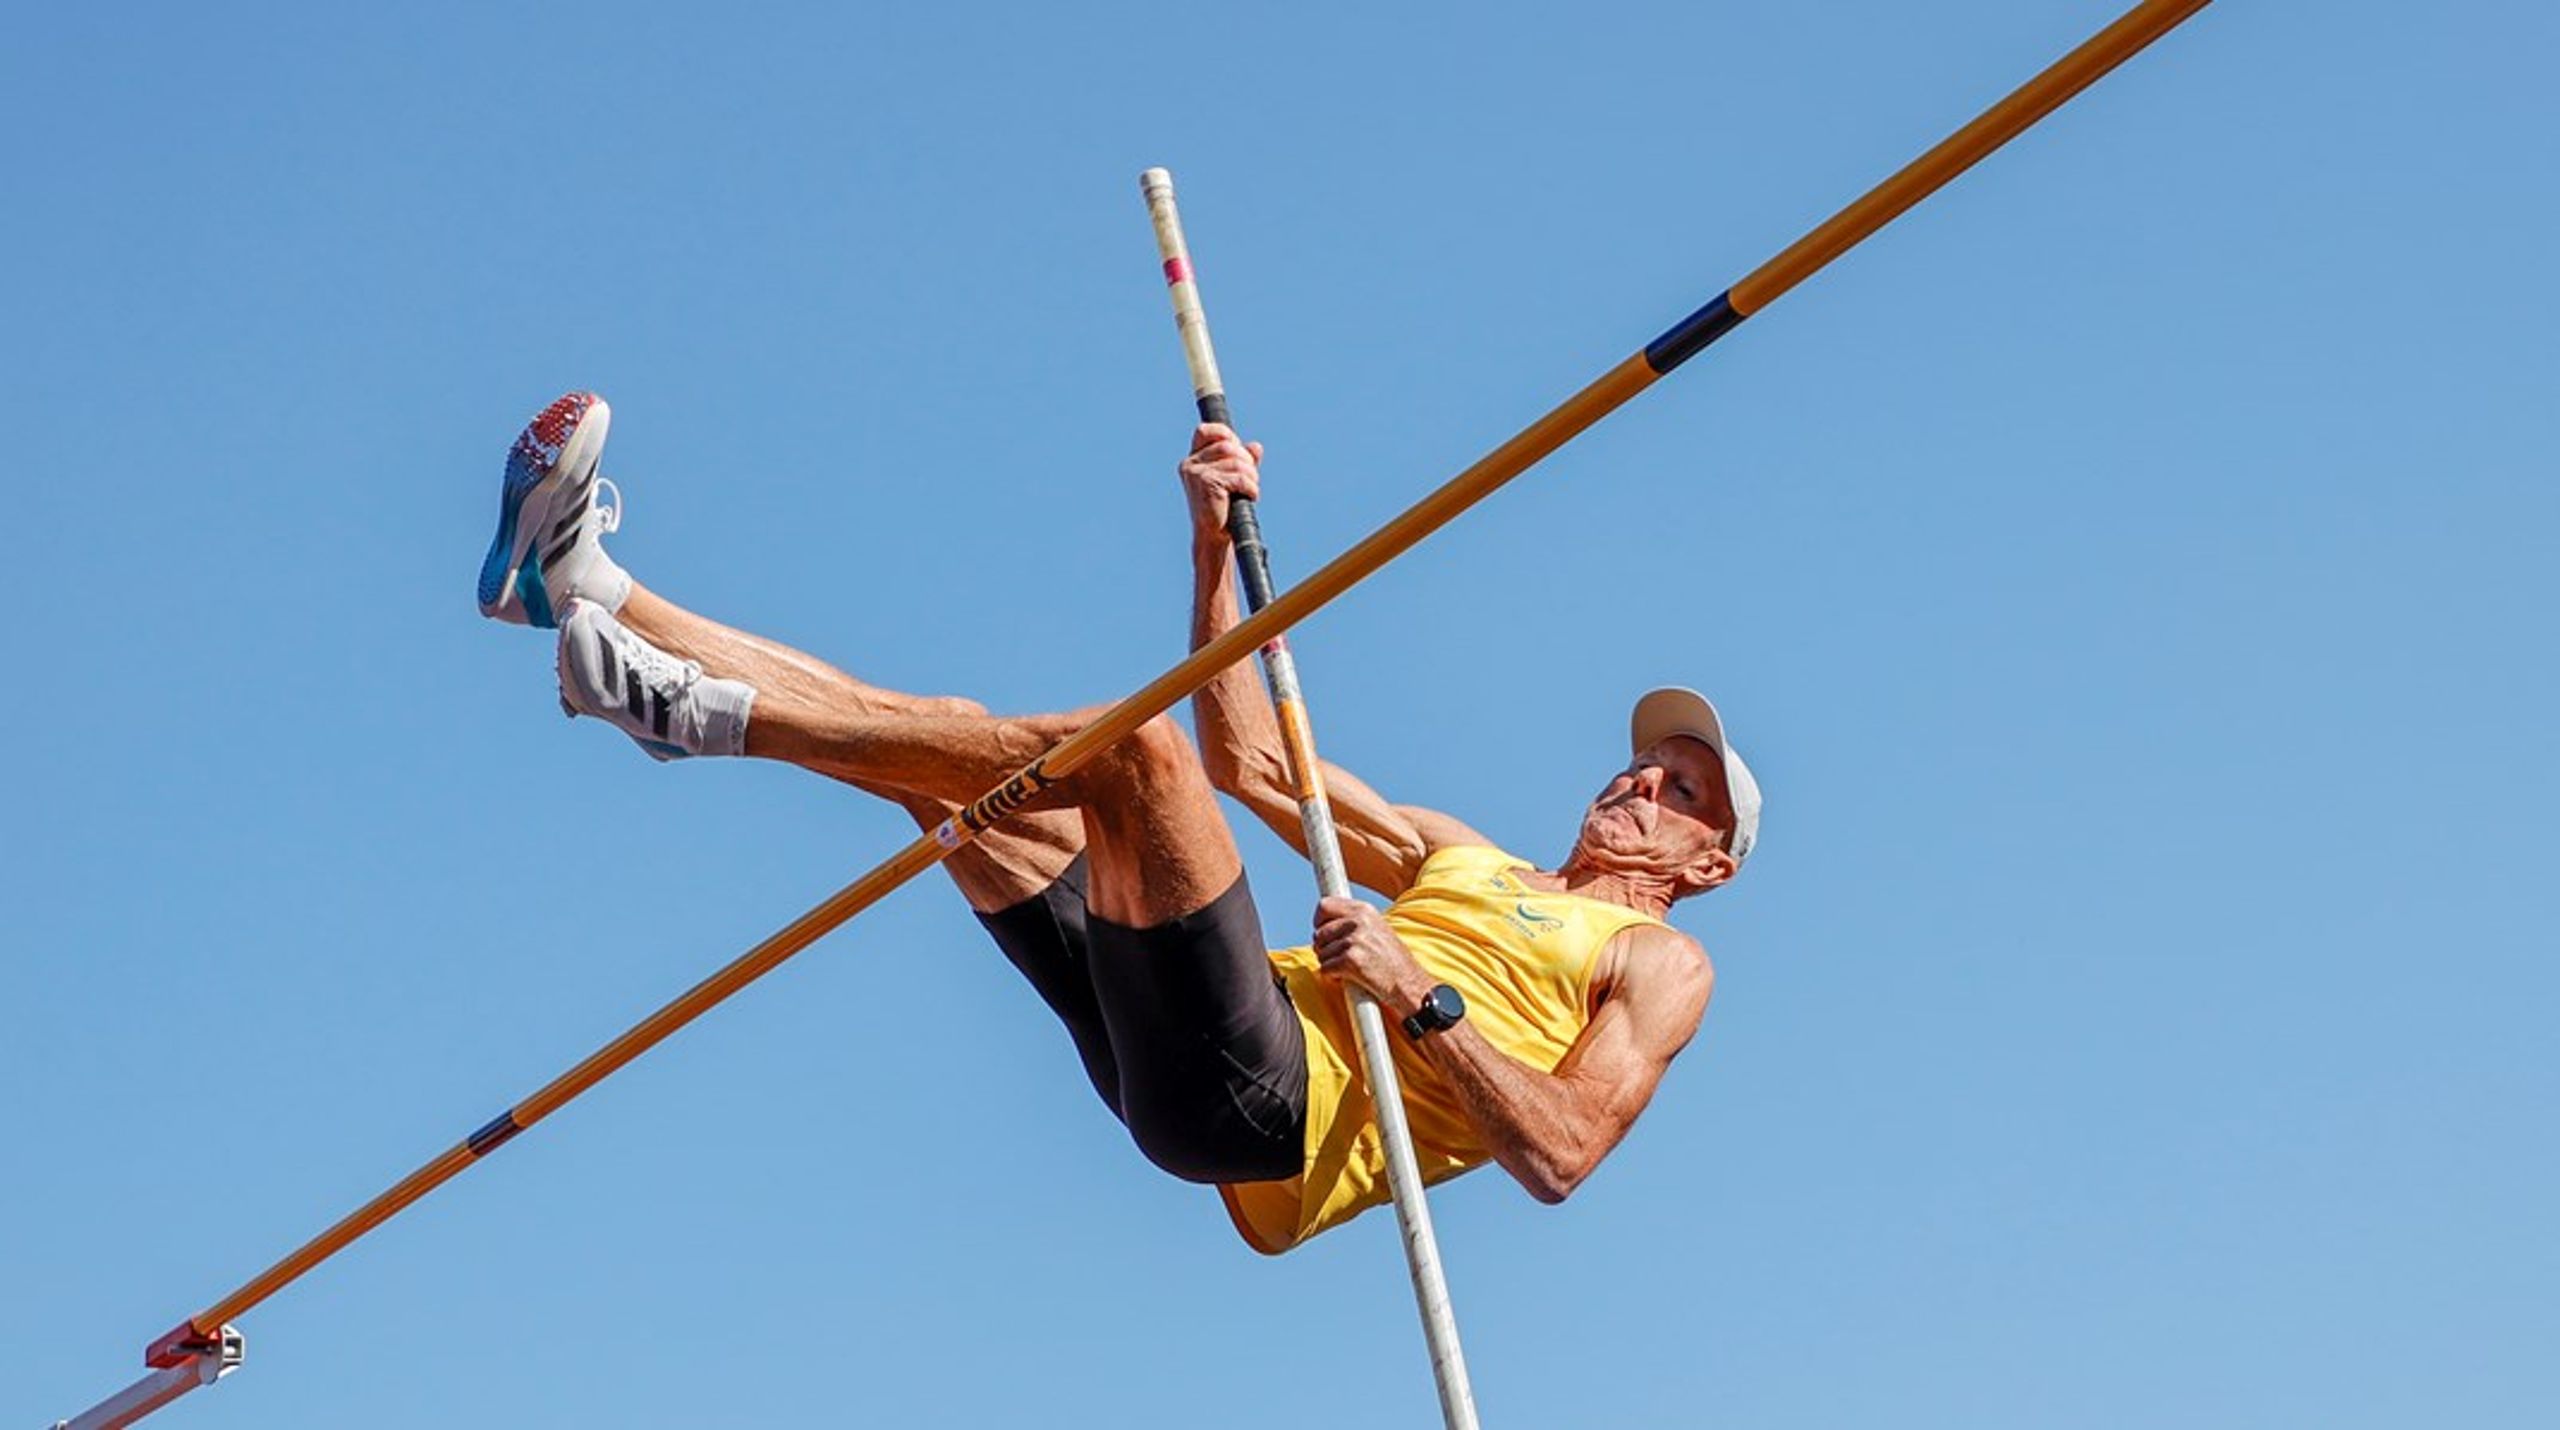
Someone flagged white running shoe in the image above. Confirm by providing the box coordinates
[478,392,632,628]
[555,599,755,762]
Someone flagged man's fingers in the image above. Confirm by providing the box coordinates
[1188,425,1260,469]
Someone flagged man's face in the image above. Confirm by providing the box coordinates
[1570,735,1738,894]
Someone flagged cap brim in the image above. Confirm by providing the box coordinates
[1631,687,1729,758]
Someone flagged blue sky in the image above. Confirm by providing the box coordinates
[8,2,2554,1426]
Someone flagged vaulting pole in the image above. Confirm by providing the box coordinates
[1141,166,1479,1430]
[96,2,2210,1417]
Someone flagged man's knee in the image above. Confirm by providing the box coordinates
[1131,712,1204,775]
[1089,713,1204,793]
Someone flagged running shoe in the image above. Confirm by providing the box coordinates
[555,599,754,761]
[478,392,631,628]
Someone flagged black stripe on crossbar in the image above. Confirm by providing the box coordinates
[1642,291,1745,375]
[467,1112,523,1157]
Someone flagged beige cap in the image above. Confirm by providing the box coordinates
[1629,687,1762,864]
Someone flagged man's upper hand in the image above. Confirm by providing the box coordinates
[1311,895,1435,1012]
[1179,423,1263,546]
[1177,416,1486,900]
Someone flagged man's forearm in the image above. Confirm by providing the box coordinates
[1412,1021,1604,1204]
[1188,535,1289,794]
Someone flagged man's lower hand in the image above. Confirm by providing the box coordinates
[1312,895,1434,1013]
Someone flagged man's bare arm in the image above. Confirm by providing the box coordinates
[1181,426,1487,897]
[1314,906,1714,1202]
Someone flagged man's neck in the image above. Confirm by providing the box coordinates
[1531,859,1678,920]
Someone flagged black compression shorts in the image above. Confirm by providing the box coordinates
[976,857,1308,1184]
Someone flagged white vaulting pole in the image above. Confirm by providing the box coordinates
[1140,167,1480,1430]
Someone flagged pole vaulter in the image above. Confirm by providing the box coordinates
[1143,165,1482,1430]
[59,2,2212,1424]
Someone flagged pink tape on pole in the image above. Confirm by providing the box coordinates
[1162,256,1191,285]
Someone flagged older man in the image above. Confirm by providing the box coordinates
[478,393,1762,1252]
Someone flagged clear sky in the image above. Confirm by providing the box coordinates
[8,2,2554,1426]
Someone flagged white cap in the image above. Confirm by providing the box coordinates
[1629,688,1762,864]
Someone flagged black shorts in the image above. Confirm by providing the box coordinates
[976,857,1307,1184]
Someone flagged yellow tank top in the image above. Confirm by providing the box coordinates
[1219,844,1664,1253]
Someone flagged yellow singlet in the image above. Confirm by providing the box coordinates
[1219,844,1665,1254]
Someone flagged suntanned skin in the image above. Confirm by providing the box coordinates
[609,423,1736,1207]
[1181,423,1731,1202]
[615,587,1085,912]
[620,581,1237,929]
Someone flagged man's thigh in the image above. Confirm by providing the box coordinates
[1071,716,1245,928]
[1085,870,1307,1185]
[973,856,1120,1114]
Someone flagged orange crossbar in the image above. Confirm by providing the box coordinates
[139,0,2212,1383]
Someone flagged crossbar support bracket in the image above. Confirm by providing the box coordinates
[51,1326,242,1430]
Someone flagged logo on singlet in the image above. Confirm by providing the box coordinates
[1506,901,1564,939]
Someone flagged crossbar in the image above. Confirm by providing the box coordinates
[91,4,2211,1419]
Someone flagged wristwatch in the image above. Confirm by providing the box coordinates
[1401,984,1466,1042]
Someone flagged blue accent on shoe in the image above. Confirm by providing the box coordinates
[476,500,520,611]
[515,558,557,629]
[640,739,688,761]
[477,444,546,613]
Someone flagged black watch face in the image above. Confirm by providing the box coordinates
[1405,984,1465,1040]
[1426,984,1465,1026]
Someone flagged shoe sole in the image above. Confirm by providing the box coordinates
[479,393,610,627]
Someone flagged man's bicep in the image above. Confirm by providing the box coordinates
[1558,934,1714,1126]
[1338,800,1494,898]
[1311,762,1462,896]
[1395,804,1495,857]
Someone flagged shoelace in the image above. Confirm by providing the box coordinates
[592,476,623,537]
[616,622,704,697]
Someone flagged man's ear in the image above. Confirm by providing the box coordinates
[1673,847,1739,900]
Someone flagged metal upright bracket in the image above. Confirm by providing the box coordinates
[51,1325,242,1430]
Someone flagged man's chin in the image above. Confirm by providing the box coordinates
[1570,819,1634,861]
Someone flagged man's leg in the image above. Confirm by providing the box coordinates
[482,393,1298,1180]
[479,391,1218,920]
[614,583,1085,913]
[615,580,1241,927]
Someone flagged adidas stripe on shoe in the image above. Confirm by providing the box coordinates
[556,599,754,762]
